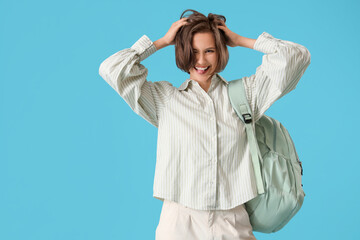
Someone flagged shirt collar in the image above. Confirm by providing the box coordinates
[178,73,229,91]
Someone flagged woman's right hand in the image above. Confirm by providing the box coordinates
[164,17,189,45]
[156,18,189,49]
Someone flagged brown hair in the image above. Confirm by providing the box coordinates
[175,9,229,74]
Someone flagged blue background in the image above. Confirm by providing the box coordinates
[1,0,359,239]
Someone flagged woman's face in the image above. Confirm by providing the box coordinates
[189,32,218,83]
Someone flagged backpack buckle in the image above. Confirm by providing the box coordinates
[242,113,252,123]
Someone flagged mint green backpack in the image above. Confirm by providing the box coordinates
[228,79,305,233]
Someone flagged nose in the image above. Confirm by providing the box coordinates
[197,53,207,65]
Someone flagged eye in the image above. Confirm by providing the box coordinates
[193,50,215,53]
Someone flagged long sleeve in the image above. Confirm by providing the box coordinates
[98,35,176,128]
[242,32,311,123]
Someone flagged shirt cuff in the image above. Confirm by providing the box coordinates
[131,35,157,61]
[253,32,279,54]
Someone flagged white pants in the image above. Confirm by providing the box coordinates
[156,199,257,240]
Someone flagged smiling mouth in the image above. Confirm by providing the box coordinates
[194,66,210,74]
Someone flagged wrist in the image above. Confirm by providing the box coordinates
[235,35,243,47]
[236,35,256,49]
[154,38,169,51]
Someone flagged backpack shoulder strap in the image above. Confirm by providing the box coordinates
[228,79,265,194]
[227,79,252,123]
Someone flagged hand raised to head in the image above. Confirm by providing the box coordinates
[216,20,241,47]
[162,17,189,46]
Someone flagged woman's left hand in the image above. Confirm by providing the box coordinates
[216,20,241,47]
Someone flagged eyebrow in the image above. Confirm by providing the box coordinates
[193,47,216,50]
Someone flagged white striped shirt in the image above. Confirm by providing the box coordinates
[99,31,311,210]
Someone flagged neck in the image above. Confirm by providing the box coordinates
[195,78,211,93]
[189,74,215,93]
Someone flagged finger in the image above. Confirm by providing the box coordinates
[176,18,188,25]
[217,20,226,26]
[181,18,189,25]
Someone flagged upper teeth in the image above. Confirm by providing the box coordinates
[195,66,208,70]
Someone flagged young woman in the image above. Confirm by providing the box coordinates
[99,9,311,240]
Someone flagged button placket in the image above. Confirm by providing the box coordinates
[202,92,217,209]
